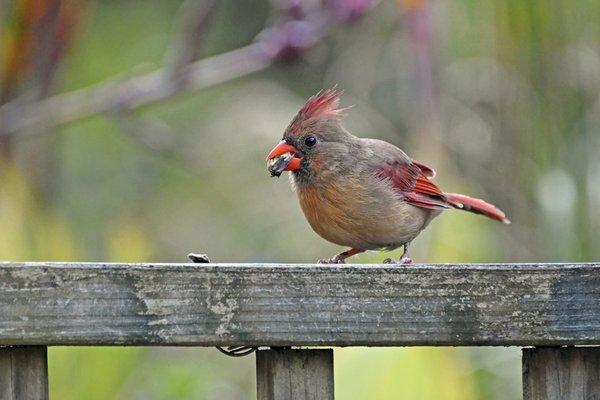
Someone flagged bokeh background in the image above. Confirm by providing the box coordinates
[1,0,599,398]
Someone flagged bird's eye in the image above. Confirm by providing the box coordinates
[304,135,317,147]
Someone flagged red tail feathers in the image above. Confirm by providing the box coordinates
[445,193,510,224]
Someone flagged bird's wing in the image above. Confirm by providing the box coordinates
[376,161,451,210]
[362,139,450,210]
[362,139,508,222]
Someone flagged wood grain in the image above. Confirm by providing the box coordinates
[523,347,600,400]
[0,346,48,400]
[256,349,334,400]
[0,262,599,346]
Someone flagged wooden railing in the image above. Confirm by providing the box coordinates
[1,262,599,399]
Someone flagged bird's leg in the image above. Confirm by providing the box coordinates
[383,242,413,265]
[398,242,413,264]
[319,248,364,264]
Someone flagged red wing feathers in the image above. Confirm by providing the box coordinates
[413,175,444,197]
[402,192,451,210]
[376,163,419,192]
[376,161,449,211]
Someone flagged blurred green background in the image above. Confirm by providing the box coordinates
[1,0,599,398]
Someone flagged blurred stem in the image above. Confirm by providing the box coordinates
[164,0,217,85]
[0,43,271,137]
[0,0,69,203]
[407,2,434,121]
[30,0,62,98]
[24,0,63,204]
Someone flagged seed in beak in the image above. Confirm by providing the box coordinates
[267,152,295,177]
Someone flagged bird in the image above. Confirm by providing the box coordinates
[266,88,509,264]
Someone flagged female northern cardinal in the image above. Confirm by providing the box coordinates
[267,89,509,264]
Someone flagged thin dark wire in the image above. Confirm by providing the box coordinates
[216,346,257,357]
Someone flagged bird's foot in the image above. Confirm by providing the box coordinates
[383,257,413,265]
[318,248,364,264]
[318,256,346,264]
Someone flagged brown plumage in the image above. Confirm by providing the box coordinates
[267,88,509,264]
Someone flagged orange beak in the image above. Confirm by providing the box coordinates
[266,140,302,176]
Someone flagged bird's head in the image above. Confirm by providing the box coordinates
[267,88,352,180]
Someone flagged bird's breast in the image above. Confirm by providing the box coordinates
[295,178,436,250]
[296,183,358,247]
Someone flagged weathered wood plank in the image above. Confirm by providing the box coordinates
[256,349,334,400]
[0,346,48,400]
[522,347,600,400]
[0,262,599,346]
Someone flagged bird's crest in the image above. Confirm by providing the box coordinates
[299,88,347,121]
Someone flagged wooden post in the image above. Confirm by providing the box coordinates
[256,348,334,400]
[522,347,600,400]
[0,346,48,400]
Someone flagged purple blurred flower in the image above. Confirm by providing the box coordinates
[257,20,319,62]
[256,0,376,62]
[325,0,375,22]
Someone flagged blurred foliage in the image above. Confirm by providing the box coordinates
[337,347,477,400]
[1,0,599,398]
[0,161,79,259]
[49,347,145,400]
